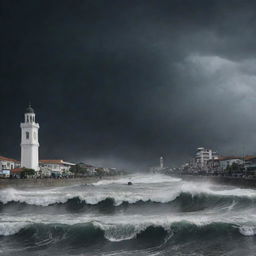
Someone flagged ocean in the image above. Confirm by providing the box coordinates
[0,173,256,256]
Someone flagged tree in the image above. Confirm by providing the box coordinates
[20,168,35,178]
[70,164,90,176]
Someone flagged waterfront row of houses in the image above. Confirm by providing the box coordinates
[182,147,256,177]
[0,105,78,178]
[0,155,120,178]
[0,105,123,179]
[0,156,75,178]
[0,105,115,179]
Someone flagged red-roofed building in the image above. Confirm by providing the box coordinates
[0,156,20,171]
[206,156,244,174]
[10,167,35,178]
[11,167,23,174]
[244,156,256,173]
[39,159,75,173]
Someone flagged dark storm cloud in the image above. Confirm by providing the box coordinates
[1,0,256,169]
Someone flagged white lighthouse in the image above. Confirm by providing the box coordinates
[160,156,164,169]
[20,105,40,171]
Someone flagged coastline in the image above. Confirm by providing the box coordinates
[174,174,256,188]
[0,176,119,189]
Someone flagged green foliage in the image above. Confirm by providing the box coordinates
[21,168,35,178]
[70,164,90,175]
[70,165,79,173]
[70,163,122,177]
[225,162,241,173]
[95,168,104,176]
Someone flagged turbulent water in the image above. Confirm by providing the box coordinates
[1,174,256,256]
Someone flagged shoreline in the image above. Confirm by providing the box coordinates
[0,176,119,189]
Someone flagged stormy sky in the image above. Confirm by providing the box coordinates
[1,0,256,169]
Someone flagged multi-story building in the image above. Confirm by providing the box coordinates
[195,147,218,169]
[218,156,243,170]
[244,156,256,173]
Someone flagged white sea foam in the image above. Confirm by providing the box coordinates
[239,225,256,236]
[0,188,180,206]
[1,207,256,239]
[1,175,256,207]
[0,222,28,236]
[92,174,181,186]
[181,182,256,198]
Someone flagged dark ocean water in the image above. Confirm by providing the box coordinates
[1,174,256,256]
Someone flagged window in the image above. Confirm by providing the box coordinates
[26,132,29,139]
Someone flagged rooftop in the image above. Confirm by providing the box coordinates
[244,155,256,161]
[11,168,24,174]
[217,155,256,161]
[39,160,75,165]
[0,156,20,163]
[218,156,243,161]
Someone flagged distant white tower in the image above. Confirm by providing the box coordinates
[20,105,40,171]
[160,156,164,169]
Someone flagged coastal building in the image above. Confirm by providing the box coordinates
[244,156,256,173]
[218,156,243,170]
[0,170,11,178]
[20,105,40,171]
[72,162,120,176]
[206,156,244,174]
[0,155,20,178]
[39,160,75,173]
[0,156,20,171]
[10,168,24,178]
[195,147,218,168]
[206,159,220,169]
[74,163,98,176]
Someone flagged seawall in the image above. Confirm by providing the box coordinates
[0,177,106,188]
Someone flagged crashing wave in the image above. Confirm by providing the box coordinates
[0,193,251,215]
[1,186,256,209]
[0,221,255,241]
[92,174,181,186]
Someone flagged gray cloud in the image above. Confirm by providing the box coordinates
[1,0,256,169]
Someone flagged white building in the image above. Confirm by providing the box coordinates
[218,156,243,170]
[195,147,218,168]
[39,160,75,173]
[0,156,20,171]
[20,105,40,171]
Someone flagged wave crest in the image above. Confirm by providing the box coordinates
[0,221,253,243]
